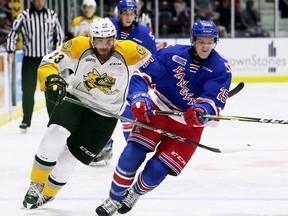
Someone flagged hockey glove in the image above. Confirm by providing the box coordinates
[131,92,153,123]
[45,74,67,104]
[184,104,208,127]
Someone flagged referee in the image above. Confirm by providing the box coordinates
[6,0,64,131]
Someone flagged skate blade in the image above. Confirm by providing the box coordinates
[20,205,30,210]
[21,202,33,210]
[89,160,111,167]
[20,128,27,133]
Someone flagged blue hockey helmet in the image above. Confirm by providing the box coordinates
[191,20,219,42]
[117,0,138,15]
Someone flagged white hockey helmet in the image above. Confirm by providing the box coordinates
[89,18,116,48]
[82,0,97,8]
[82,0,97,17]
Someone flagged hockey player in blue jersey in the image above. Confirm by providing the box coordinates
[110,0,156,53]
[95,19,232,216]
[90,0,157,166]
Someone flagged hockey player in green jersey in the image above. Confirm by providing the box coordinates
[22,17,151,210]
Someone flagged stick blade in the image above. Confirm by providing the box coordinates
[228,82,245,98]
[219,144,251,153]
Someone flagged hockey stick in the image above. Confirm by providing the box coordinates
[63,96,250,153]
[153,82,244,117]
[203,114,288,125]
[228,82,244,98]
[153,111,288,125]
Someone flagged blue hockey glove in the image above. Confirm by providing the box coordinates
[184,104,208,127]
[45,74,67,104]
[131,92,153,123]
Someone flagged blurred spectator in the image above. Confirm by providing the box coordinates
[279,0,288,18]
[173,0,188,18]
[0,0,11,46]
[240,0,269,37]
[158,0,180,36]
[136,0,167,48]
[136,0,152,29]
[159,0,174,18]
[194,0,218,20]
[235,0,246,32]
[213,19,228,38]
[173,0,190,36]
[216,0,231,34]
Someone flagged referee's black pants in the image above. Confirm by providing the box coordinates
[21,56,56,126]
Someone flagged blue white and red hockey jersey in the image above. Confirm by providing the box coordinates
[127,44,232,125]
[109,17,157,53]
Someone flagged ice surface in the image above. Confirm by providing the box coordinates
[1,83,288,216]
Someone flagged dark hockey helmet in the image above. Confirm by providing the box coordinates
[191,20,219,43]
[117,0,138,16]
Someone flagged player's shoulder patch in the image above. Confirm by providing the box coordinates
[61,36,91,59]
[136,44,147,55]
[62,40,72,50]
[61,36,89,50]
[224,62,231,73]
[115,40,150,65]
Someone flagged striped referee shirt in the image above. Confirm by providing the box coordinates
[6,6,64,58]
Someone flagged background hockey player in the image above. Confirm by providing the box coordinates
[95,20,232,216]
[69,0,99,38]
[111,0,156,53]
[90,0,157,166]
[21,17,151,210]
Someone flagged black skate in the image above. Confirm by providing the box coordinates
[22,182,44,209]
[89,146,113,166]
[96,198,121,216]
[19,123,29,133]
[22,182,54,209]
[31,194,54,209]
[118,187,140,214]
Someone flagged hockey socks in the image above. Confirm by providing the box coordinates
[134,156,170,195]
[109,142,148,201]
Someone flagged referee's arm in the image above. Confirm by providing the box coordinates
[6,13,23,53]
[54,14,64,48]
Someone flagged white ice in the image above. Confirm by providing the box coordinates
[1,83,288,216]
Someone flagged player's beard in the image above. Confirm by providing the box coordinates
[95,47,115,63]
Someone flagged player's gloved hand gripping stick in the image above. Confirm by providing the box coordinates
[45,74,67,105]
[130,92,153,123]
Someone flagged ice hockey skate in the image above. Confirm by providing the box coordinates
[22,182,54,209]
[22,182,44,209]
[95,197,121,216]
[117,187,140,214]
[89,139,113,166]
[19,123,29,133]
[31,194,54,209]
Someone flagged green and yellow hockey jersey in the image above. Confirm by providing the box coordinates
[38,36,151,115]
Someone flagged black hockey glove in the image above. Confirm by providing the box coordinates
[45,74,67,104]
